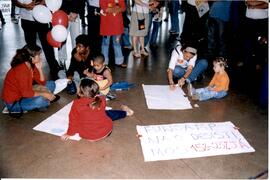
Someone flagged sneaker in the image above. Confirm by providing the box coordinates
[121,105,134,116]
[66,81,77,95]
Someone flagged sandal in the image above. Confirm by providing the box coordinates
[132,51,141,58]
[141,50,149,56]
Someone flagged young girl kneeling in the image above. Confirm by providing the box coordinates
[61,78,133,142]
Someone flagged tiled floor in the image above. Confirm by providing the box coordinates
[0,17,268,178]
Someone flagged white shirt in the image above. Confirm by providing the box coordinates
[132,0,149,13]
[168,46,197,70]
[88,0,99,8]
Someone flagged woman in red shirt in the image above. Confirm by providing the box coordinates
[61,78,133,141]
[100,0,127,67]
[2,45,59,113]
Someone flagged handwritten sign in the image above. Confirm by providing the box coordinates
[136,122,255,162]
[0,0,11,15]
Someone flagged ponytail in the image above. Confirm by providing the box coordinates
[89,96,102,109]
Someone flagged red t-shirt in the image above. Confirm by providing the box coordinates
[100,0,125,36]
[67,97,113,141]
[2,63,46,104]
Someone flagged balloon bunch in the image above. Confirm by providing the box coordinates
[32,0,69,47]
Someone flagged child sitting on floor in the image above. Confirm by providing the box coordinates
[189,57,230,101]
[61,78,133,142]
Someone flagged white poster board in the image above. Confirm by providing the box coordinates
[142,85,192,110]
[0,0,11,15]
[136,122,255,162]
[33,101,81,141]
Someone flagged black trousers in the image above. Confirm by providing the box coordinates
[21,19,60,78]
[87,5,102,54]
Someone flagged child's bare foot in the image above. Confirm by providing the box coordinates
[121,105,134,116]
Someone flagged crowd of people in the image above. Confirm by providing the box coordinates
[0,0,268,141]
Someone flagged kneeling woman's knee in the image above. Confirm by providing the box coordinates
[199,59,208,69]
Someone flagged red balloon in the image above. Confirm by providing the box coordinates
[52,10,69,28]
[47,31,62,48]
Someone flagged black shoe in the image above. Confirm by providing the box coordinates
[51,95,60,103]
[66,81,77,95]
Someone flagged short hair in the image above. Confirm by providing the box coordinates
[93,53,105,64]
[75,34,90,47]
[214,57,228,68]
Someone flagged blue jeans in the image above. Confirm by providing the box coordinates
[4,81,56,112]
[144,13,153,46]
[195,87,228,101]
[169,1,180,33]
[150,21,161,45]
[102,35,124,65]
[173,59,208,83]
[106,110,126,121]
[121,28,131,48]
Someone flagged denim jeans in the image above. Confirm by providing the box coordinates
[169,1,180,33]
[195,87,228,101]
[173,59,208,83]
[144,13,153,46]
[102,35,124,65]
[150,21,161,45]
[4,81,56,112]
[121,27,131,48]
[106,110,126,121]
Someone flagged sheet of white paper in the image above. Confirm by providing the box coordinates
[137,122,255,162]
[33,101,81,141]
[54,78,69,94]
[142,85,192,110]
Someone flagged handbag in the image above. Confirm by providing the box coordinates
[135,3,146,30]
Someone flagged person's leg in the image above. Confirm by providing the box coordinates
[0,10,5,24]
[101,36,111,65]
[112,35,124,65]
[69,17,81,48]
[170,1,180,33]
[21,19,37,46]
[213,91,228,99]
[122,27,132,48]
[6,96,50,112]
[37,22,60,79]
[144,13,153,47]
[196,88,217,101]
[106,110,127,121]
[216,19,228,57]
[150,21,160,45]
[187,59,208,82]
[207,17,217,58]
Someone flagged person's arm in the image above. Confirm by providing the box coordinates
[100,69,113,90]
[14,0,35,10]
[177,65,193,87]
[213,74,229,92]
[167,48,179,90]
[134,0,148,7]
[246,0,268,9]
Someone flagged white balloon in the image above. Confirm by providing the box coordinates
[51,25,68,42]
[45,0,62,12]
[32,5,52,24]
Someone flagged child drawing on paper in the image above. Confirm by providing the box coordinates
[61,78,133,142]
